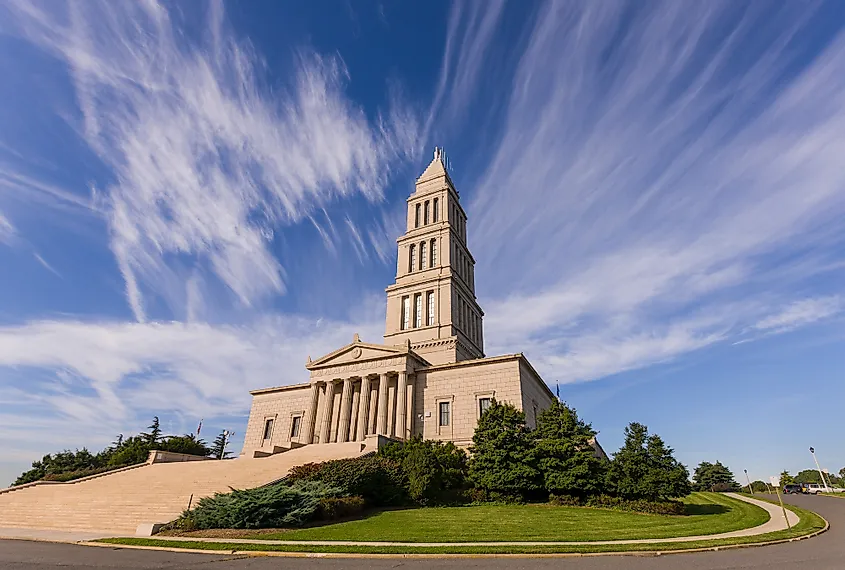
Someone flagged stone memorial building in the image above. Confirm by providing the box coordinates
[242,149,555,457]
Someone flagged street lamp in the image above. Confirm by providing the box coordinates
[809,447,830,493]
[744,469,754,495]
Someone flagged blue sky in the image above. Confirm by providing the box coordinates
[1,0,844,487]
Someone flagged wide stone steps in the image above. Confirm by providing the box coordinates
[0,441,366,533]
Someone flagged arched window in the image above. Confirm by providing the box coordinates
[430,239,437,266]
[409,244,416,273]
[415,204,420,228]
[433,198,439,222]
[424,201,430,225]
[420,241,427,270]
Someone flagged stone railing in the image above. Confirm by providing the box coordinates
[147,450,215,464]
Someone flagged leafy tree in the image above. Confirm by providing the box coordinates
[111,434,124,449]
[211,431,232,460]
[748,480,769,493]
[107,435,154,467]
[692,461,740,492]
[468,400,541,500]
[605,423,691,501]
[161,434,210,456]
[779,471,796,485]
[533,400,606,498]
[839,467,845,480]
[142,416,162,446]
[794,469,823,485]
[380,436,467,505]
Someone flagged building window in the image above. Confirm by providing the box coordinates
[424,201,430,225]
[415,204,420,228]
[262,418,274,441]
[402,296,410,330]
[479,397,492,417]
[415,293,422,328]
[433,198,438,222]
[427,291,435,326]
[290,416,302,438]
[430,239,437,266]
[409,244,416,273]
[420,241,427,270]
[439,401,450,426]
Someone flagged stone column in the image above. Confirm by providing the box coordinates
[337,378,354,443]
[406,375,415,440]
[356,376,370,441]
[376,373,390,435]
[349,382,360,442]
[318,380,336,444]
[302,382,320,444]
[395,371,407,440]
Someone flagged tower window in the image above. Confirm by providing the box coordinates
[420,242,427,270]
[430,239,437,266]
[427,291,435,326]
[479,397,492,417]
[415,294,422,328]
[409,244,416,273]
[415,204,420,228]
[402,296,410,330]
[439,401,450,426]
[433,198,438,222]
[424,201,430,225]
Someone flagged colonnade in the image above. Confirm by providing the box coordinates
[301,371,411,444]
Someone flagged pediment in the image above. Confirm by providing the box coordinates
[307,339,406,369]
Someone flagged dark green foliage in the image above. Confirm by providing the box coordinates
[605,423,691,501]
[287,455,408,506]
[794,469,823,484]
[317,496,366,520]
[142,416,162,446]
[380,436,468,505]
[159,434,210,457]
[692,461,740,492]
[181,480,344,530]
[779,471,796,485]
[548,493,685,515]
[14,448,103,486]
[533,400,606,498]
[747,480,769,493]
[468,400,541,500]
[211,431,232,460]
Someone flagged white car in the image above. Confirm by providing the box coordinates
[806,483,845,494]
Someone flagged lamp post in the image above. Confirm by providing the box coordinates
[809,447,830,493]
[744,469,754,495]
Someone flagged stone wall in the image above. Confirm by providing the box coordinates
[242,384,311,453]
[518,358,555,429]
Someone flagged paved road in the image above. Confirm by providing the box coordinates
[0,494,840,569]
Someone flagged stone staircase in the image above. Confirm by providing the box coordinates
[0,441,370,534]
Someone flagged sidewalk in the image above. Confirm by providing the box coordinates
[81,493,800,548]
[0,527,123,543]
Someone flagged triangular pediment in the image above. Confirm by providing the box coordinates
[307,340,406,369]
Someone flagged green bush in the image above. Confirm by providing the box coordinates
[178,480,343,530]
[287,455,408,506]
[584,494,686,515]
[380,436,468,505]
[548,493,582,506]
[317,496,366,520]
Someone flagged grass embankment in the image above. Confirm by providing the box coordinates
[92,492,829,554]
[819,493,845,499]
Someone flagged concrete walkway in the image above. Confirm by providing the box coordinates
[84,493,799,548]
[0,527,124,543]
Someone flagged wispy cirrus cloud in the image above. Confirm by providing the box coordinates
[2,0,419,321]
[753,297,842,334]
[448,1,845,381]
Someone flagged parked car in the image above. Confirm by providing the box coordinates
[783,484,804,494]
[806,483,825,494]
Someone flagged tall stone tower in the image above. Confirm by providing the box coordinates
[384,148,484,365]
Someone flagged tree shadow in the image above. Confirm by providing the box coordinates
[684,504,730,515]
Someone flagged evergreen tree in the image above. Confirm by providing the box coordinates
[211,431,232,460]
[468,400,540,500]
[605,423,691,501]
[161,434,210,456]
[693,461,740,492]
[779,470,796,485]
[111,434,124,449]
[533,400,606,498]
[142,416,162,446]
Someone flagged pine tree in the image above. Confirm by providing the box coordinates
[605,422,691,501]
[142,416,162,446]
[211,431,231,460]
[468,400,541,500]
[111,434,124,449]
[533,400,606,498]
[693,461,740,492]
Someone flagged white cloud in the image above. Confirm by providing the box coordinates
[2,0,419,321]
[753,297,842,334]
[453,1,845,381]
[0,212,13,244]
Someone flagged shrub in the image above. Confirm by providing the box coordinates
[549,493,582,506]
[317,496,366,521]
[287,455,408,506]
[584,494,686,515]
[380,436,468,505]
[178,480,343,530]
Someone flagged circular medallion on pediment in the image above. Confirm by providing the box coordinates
[352,347,362,359]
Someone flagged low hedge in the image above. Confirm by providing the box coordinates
[287,455,408,506]
[549,493,686,515]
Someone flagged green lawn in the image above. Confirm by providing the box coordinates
[95,500,826,555]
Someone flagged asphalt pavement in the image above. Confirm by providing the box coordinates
[0,493,840,569]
